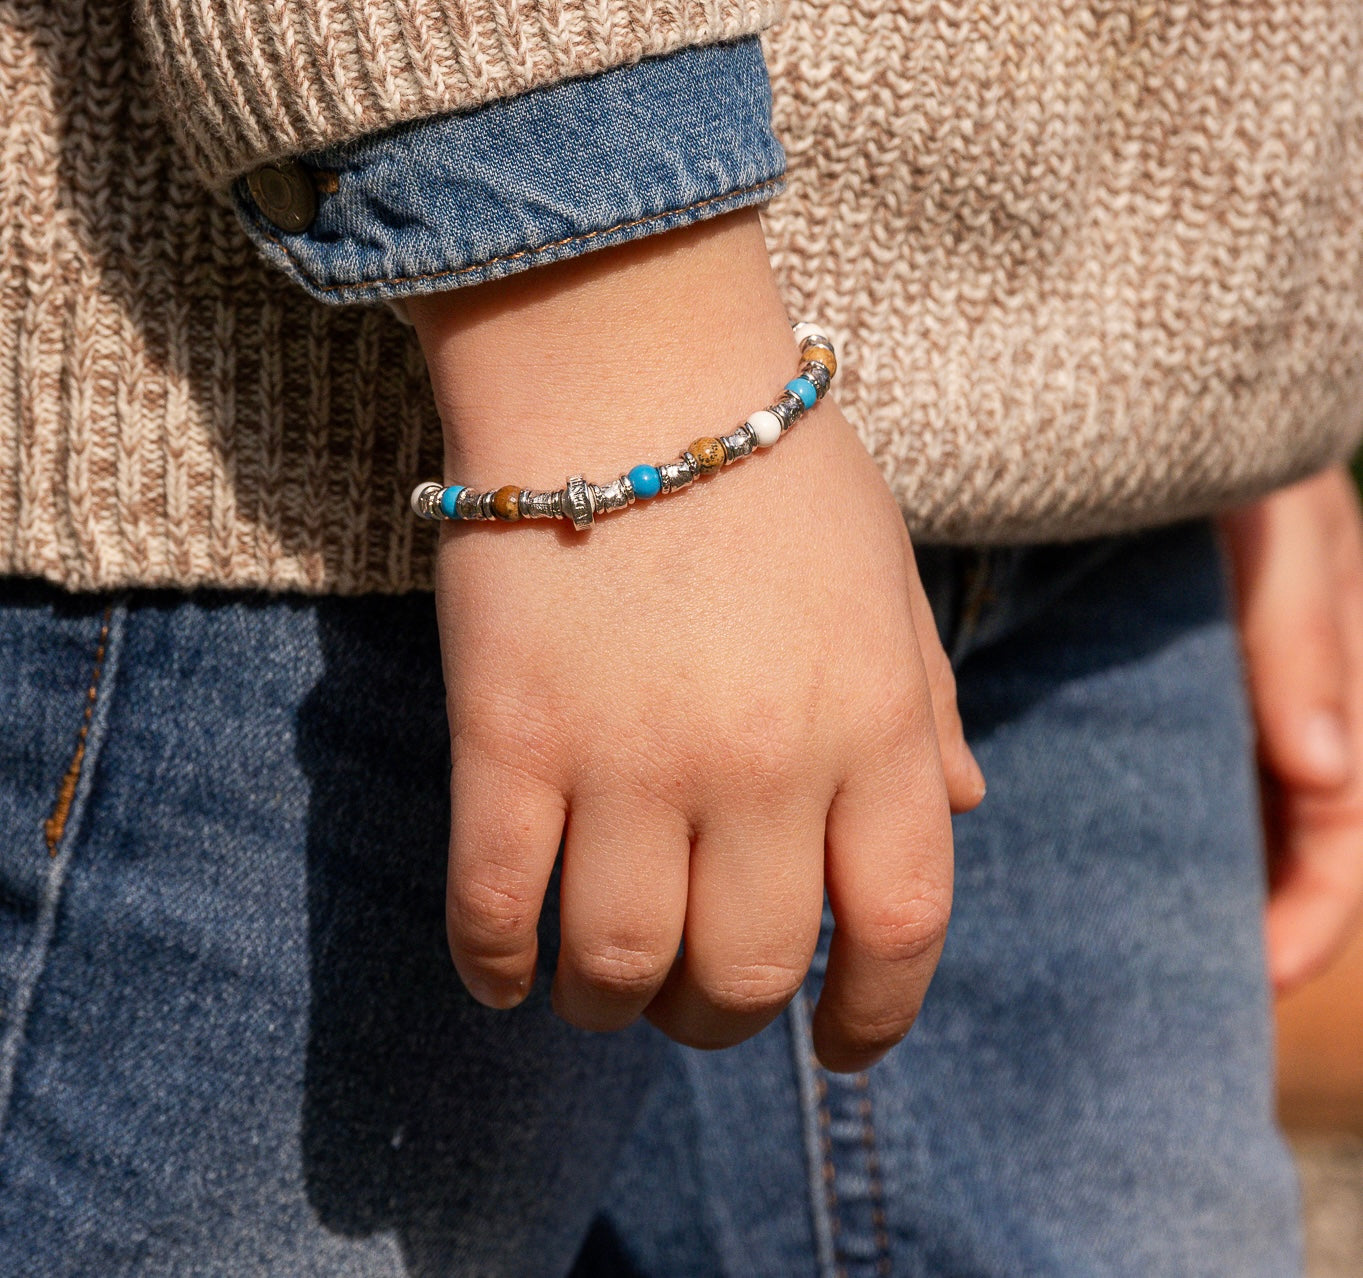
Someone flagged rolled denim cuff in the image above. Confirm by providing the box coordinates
[232,37,785,307]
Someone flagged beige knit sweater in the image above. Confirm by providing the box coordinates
[3,0,1362,593]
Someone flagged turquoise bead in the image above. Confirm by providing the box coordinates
[786,377,817,410]
[440,485,464,518]
[628,464,661,499]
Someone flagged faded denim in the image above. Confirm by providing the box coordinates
[233,38,785,305]
[0,520,1301,1276]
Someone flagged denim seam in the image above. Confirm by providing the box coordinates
[853,1072,893,1277]
[254,173,786,294]
[790,990,840,1278]
[798,1006,898,1278]
[0,600,127,1142]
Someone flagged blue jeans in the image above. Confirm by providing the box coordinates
[0,520,1301,1276]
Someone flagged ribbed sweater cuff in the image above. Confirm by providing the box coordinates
[134,0,785,189]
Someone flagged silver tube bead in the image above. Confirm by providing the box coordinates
[771,393,804,430]
[520,489,561,519]
[594,477,632,514]
[802,362,832,397]
[454,488,482,520]
[658,456,698,493]
[721,424,757,462]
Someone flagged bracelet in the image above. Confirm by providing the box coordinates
[410,321,838,531]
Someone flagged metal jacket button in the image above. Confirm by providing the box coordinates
[245,160,317,233]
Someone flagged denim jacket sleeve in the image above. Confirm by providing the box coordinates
[231,38,785,308]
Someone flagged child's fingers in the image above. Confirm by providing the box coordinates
[1223,484,1353,791]
[643,799,826,1049]
[1267,483,1363,991]
[445,745,566,1009]
[814,702,954,1073]
[550,789,690,1030]
[1267,801,1363,991]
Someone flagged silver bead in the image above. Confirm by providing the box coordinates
[595,477,632,514]
[477,491,497,520]
[658,457,697,493]
[770,394,803,430]
[410,481,444,520]
[456,488,483,521]
[563,475,596,529]
[721,424,756,462]
[802,362,832,397]
[520,489,560,519]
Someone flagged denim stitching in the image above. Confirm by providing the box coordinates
[254,174,786,295]
[798,1002,899,1278]
[0,602,127,1142]
[816,1068,846,1278]
[854,1073,893,1276]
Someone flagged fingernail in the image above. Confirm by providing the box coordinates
[464,973,529,1010]
[1302,711,1350,783]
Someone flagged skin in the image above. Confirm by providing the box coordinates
[407,209,985,1073]
[1221,466,1363,994]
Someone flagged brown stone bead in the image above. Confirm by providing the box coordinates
[689,437,726,472]
[491,484,523,521]
[803,345,837,376]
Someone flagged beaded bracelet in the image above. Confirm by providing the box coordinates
[410,321,837,531]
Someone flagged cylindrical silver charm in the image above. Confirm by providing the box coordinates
[563,475,596,529]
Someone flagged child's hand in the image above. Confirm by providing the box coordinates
[1221,465,1363,994]
[410,211,984,1072]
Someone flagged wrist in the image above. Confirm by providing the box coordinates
[407,209,802,483]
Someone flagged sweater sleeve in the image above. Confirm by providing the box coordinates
[132,0,784,189]
[230,38,785,306]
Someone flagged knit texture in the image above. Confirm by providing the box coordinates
[136,0,783,187]
[762,0,1363,542]
[2,0,1362,593]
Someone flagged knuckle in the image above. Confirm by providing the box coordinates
[570,939,672,999]
[447,865,538,958]
[861,686,934,760]
[705,960,807,1018]
[856,891,952,965]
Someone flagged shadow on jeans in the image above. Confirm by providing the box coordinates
[294,592,661,1276]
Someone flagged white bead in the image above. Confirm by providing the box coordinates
[792,321,830,348]
[747,409,784,448]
